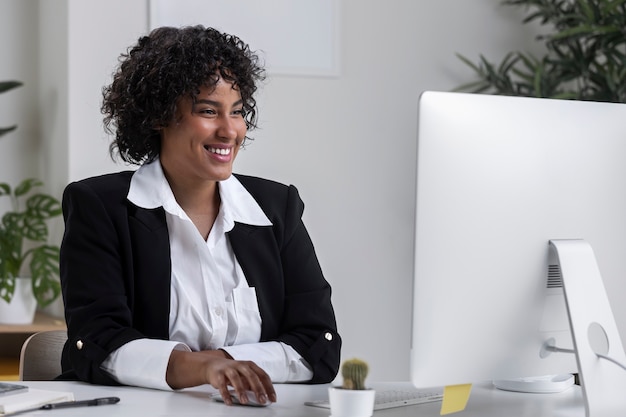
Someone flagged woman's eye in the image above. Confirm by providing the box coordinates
[233,109,246,117]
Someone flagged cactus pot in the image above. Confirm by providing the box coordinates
[328,386,376,417]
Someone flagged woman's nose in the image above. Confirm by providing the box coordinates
[216,115,239,140]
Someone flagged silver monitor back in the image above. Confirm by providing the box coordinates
[411,91,626,388]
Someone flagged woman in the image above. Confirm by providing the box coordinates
[59,25,341,406]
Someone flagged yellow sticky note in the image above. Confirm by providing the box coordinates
[440,384,472,415]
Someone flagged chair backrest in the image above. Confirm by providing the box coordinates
[19,330,67,381]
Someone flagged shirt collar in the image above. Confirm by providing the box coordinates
[127,160,272,227]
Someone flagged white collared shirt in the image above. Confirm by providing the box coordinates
[100,161,313,390]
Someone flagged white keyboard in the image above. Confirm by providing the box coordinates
[305,388,443,411]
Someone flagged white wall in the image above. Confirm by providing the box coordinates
[37,0,148,201]
[0,0,39,204]
[2,0,548,382]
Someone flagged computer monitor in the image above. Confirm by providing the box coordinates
[410,91,626,414]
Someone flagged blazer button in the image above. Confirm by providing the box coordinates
[325,332,333,341]
[76,340,84,350]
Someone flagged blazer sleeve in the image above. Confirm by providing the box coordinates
[278,185,341,383]
[59,179,145,385]
[232,178,342,383]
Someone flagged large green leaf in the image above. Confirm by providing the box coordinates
[22,216,48,242]
[15,179,43,198]
[1,212,23,259]
[0,126,17,138]
[29,245,60,307]
[0,81,23,94]
[26,194,62,219]
[0,81,22,139]
[0,275,16,303]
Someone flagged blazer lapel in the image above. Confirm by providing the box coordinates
[128,205,171,339]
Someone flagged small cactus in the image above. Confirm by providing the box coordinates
[341,358,369,390]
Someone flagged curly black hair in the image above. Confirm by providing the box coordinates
[102,25,265,165]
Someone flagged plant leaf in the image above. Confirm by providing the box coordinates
[0,183,10,196]
[22,216,48,242]
[26,194,62,219]
[14,179,42,198]
[1,212,24,264]
[29,245,61,307]
[0,126,18,138]
[0,275,16,303]
[1,213,24,277]
[0,81,23,94]
[455,53,484,75]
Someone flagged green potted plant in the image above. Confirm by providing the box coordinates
[0,80,62,324]
[454,0,626,103]
[328,358,375,417]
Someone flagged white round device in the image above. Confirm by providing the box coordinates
[492,374,575,393]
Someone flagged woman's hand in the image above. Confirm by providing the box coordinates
[166,349,276,405]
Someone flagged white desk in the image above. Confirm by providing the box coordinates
[2,381,586,416]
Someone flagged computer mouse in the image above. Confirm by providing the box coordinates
[212,390,271,407]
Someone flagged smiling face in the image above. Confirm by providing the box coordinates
[159,78,247,189]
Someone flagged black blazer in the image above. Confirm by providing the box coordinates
[59,171,341,385]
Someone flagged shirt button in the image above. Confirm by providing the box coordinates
[325,332,333,341]
[215,307,223,316]
[76,340,84,350]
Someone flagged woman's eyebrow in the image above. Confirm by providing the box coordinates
[194,98,243,107]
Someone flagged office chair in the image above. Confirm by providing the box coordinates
[18,330,67,381]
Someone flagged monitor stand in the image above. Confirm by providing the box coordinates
[492,373,575,393]
[548,239,626,417]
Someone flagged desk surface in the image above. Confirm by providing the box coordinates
[2,380,586,416]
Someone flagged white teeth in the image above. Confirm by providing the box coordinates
[206,146,231,155]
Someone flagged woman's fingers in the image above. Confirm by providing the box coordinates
[227,360,275,405]
[247,361,275,403]
[205,358,276,405]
